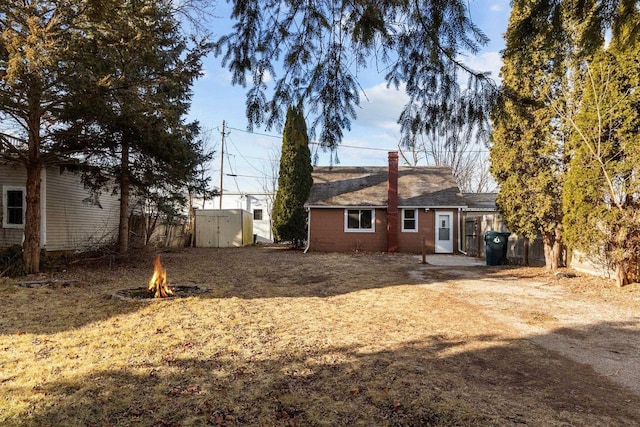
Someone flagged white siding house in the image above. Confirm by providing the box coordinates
[0,164,120,252]
[0,163,27,249]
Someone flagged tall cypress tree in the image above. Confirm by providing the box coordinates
[491,0,638,274]
[490,0,570,270]
[562,5,640,286]
[272,106,313,247]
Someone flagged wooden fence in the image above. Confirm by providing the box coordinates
[463,217,545,266]
[506,235,546,267]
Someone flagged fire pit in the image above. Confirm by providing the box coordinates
[111,285,210,301]
[111,255,210,301]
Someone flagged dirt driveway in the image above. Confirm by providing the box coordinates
[412,255,640,396]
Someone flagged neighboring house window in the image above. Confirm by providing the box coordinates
[253,209,263,220]
[3,186,25,228]
[402,209,418,232]
[345,209,375,232]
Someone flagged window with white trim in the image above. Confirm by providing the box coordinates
[402,209,418,232]
[3,186,25,228]
[345,209,375,232]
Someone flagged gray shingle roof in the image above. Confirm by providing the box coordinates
[306,166,467,207]
[462,193,498,210]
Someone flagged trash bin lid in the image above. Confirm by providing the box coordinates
[485,231,510,245]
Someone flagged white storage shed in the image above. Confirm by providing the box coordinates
[194,209,253,248]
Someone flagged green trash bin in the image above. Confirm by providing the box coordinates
[485,231,510,265]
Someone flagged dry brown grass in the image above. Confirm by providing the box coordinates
[1,246,639,426]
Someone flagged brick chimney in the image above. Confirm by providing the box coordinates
[387,151,399,253]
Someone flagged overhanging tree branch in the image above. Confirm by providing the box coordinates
[215,0,498,153]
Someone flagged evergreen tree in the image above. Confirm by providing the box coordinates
[272,106,313,246]
[489,0,570,270]
[0,0,116,273]
[562,8,640,286]
[506,0,638,60]
[60,0,211,253]
[492,0,638,276]
[0,0,211,272]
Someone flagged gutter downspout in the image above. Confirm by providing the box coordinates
[304,208,311,253]
[458,207,467,255]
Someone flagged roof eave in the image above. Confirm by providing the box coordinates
[306,204,468,209]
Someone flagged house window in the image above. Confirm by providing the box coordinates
[3,186,25,228]
[402,209,418,232]
[253,209,263,220]
[345,209,375,232]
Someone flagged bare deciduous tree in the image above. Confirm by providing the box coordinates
[399,132,495,193]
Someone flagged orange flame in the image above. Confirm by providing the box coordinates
[148,255,173,298]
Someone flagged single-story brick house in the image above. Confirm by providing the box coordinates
[304,152,468,254]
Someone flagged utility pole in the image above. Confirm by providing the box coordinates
[219,120,226,209]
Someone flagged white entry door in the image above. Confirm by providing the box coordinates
[435,212,454,253]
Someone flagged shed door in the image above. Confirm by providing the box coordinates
[435,212,453,253]
[197,214,230,247]
[213,215,231,247]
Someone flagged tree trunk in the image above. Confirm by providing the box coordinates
[542,227,563,271]
[543,239,552,271]
[551,226,564,268]
[614,262,629,287]
[118,141,130,254]
[23,162,42,274]
[164,224,173,247]
[24,84,44,273]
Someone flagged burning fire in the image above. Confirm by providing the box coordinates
[148,255,174,298]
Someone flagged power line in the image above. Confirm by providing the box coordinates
[225,173,265,179]
[227,126,282,140]
[226,134,269,176]
[227,125,392,152]
[224,142,242,194]
[225,124,490,154]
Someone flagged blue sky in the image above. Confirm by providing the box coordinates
[187,1,511,194]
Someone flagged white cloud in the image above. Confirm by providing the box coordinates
[352,52,504,132]
[463,51,503,85]
[338,52,504,160]
[309,86,406,165]
[211,68,233,85]
[261,70,273,84]
[354,82,408,132]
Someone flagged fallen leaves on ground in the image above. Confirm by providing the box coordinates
[0,246,639,426]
